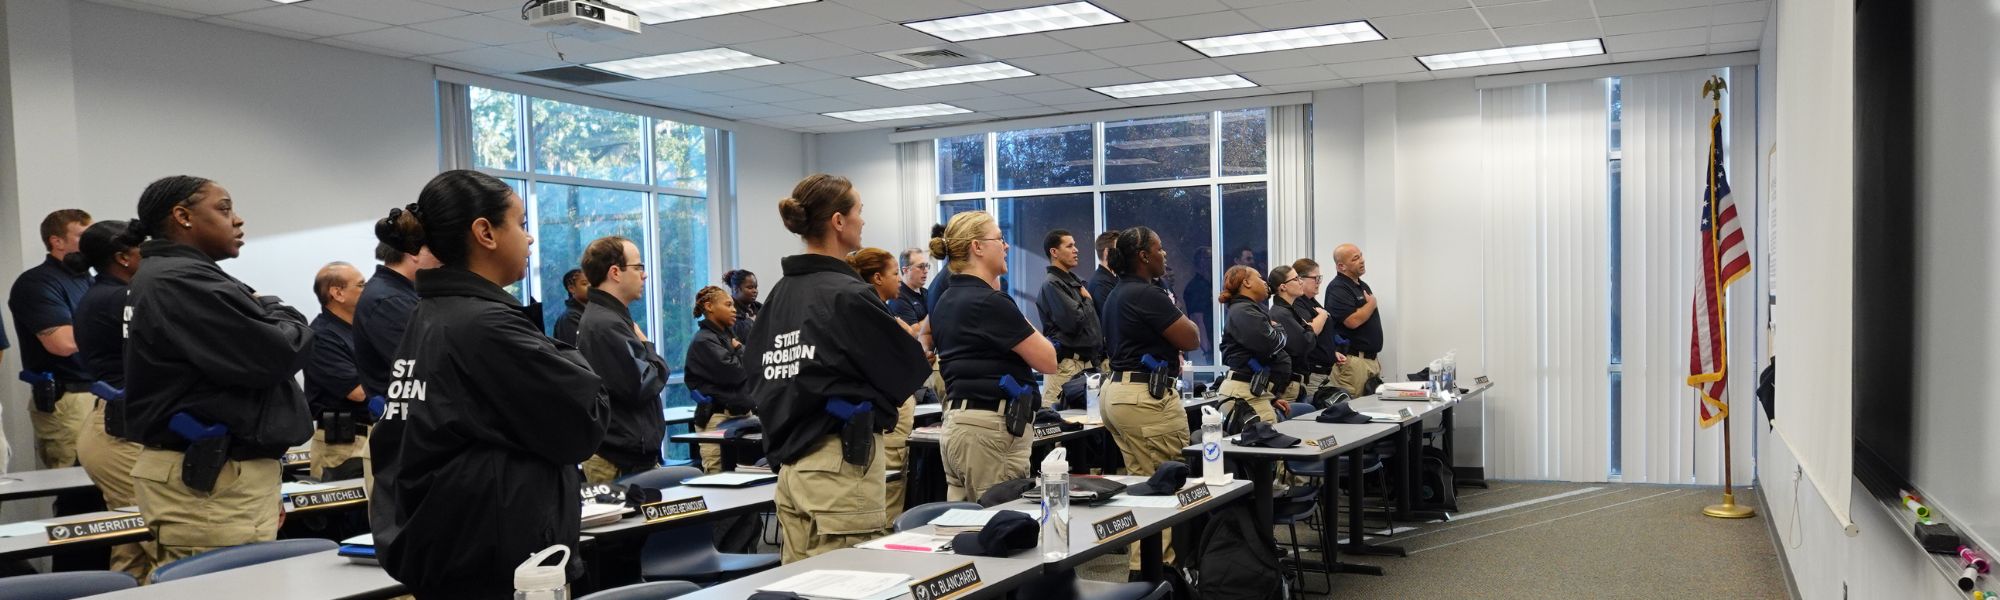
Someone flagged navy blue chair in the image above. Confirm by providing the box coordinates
[622,467,780,583]
[150,538,339,583]
[894,501,981,533]
[1017,569,1168,600]
[578,580,702,599]
[0,571,137,599]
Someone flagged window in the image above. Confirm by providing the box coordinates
[1608,77,1624,477]
[533,183,652,334]
[996,124,1092,191]
[471,88,522,171]
[995,193,1095,328]
[1105,186,1216,365]
[938,134,985,195]
[1105,113,1211,184]
[532,98,645,184]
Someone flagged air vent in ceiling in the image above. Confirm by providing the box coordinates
[876,45,995,69]
[519,66,634,86]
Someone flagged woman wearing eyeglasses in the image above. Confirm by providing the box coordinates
[1265,265,1326,411]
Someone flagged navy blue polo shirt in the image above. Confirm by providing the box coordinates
[1103,274,1185,375]
[924,266,950,314]
[306,311,366,421]
[932,274,1034,402]
[1326,274,1382,354]
[889,282,928,325]
[8,255,92,382]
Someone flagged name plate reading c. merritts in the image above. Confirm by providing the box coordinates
[641,497,708,524]
[282,450,311,465]
[1175,485,1212,509]
[290,486,367,511]
[1092,510,1138,541]
[909,561,982,600]
[1033,424,1064,438]
[46,514,147,544]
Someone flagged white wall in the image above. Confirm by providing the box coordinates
[733,124,809,288]
[810,130,912,255]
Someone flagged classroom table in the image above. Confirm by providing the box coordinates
[688,548,1047,600]
[1345,380,1494,520]
[664,405,697,427]
[86,549,405,600]
[0,467,96,502]
[0,478,371,561]
[1182,415,1400,577]
[577,476,783,543]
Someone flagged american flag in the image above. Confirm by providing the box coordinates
[1688,108,1751,429]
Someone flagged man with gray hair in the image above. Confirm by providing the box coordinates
[305,261,368,479]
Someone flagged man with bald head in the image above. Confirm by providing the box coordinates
[1325,244,1383,396]
[306,261,369,478]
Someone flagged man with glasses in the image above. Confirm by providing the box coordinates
[575,236,668,484]
[1289,258,1347,401]
[305,262,370,479]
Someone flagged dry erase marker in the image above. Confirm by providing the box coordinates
[1964,546,1991,574]
[1904,497,1933,520]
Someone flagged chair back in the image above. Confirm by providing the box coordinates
[0,571,137,600]
[895,501,983,532]
[151,538,339,583]
[578,580,703,600]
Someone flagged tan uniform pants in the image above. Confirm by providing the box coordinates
[940,406,1031,502]
[1102,381,1188,567]
[310,427,368,480]
[1218,379,1293,491]
[31,391,93,468]
[77,401,152,579]
[1299,366,1338,404]
[581,454,638,485]
[1335,356,1382,397]
[775,434,887,564]
[131,449,280,566]
[1040,357,1089,410]
[884,397,915,519]
[699,412,735,474]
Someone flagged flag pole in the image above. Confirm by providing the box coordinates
[1699,74,1755,519]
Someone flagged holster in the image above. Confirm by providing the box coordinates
[825,398,875,467]
[20,371,58,412]
[1141,355,1172,400]
[999,375,1036,438]
[691,390,715,427]
[319,411,357,445]
[182,436,230,493]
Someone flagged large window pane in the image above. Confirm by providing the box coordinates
[471,87,522,172]
[534,183,650,334]
[995,193,1095,328]
[997,124,1092,191]
[654,120,707,192]
[1220,108,1268,176]
[1105,113,1211,184]
[655,194,709,371]
[532,99,644,183]
[938,134,985,194]
[1221,183,1268,273]
[1104,186,1215,366]
[940,199,983,224]
[662,383,694,461]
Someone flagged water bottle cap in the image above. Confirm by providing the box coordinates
[513,545,570,591]
[1200,405,1221,423]
[1041,447,1069,473]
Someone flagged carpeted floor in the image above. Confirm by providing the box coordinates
[1075,481,1789,599]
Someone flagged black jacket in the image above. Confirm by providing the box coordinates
[1036,266,1102,362]
[575,289,668,471]
[371,267,606,599]
[732,299,761,342]
[122,240,314,458]
[750,254,928,465]
[74,273,131,438]
[685,318,751,416]
[1086,266,1117,321]
[552,297,585,345]
[354,265,417,399]
[1218,297,1292,385]
[1269,297,1314,386]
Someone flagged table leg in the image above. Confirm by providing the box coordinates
[1396,426,1448,521]
[1250,458,1276,548]
[1339,448,1404,560]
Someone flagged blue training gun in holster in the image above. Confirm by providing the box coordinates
[998,374,1037,437]
[169,412,230,493]
[18,371,58,412]
[1140,354,1172,400]
[824,397,875,467]
[1247,358,1273,397]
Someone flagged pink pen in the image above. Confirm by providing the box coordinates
[884,543,935,552]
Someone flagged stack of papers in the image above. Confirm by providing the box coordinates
[1357,411,1403,422]
[0,521,47,538]
[910,426,944,440]
[927,509,1001,534]
[683,472,777,487]
[1378,381,1430,392]
[855,531,952,553]
[580,503,629,528]
[759,570,911,600]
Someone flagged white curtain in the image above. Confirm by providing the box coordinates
[436,82,473,171]
[1481,79,1612,482]
[896,140,937,252]
[1269,104,1314,265]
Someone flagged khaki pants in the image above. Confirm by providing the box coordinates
[310,427,368,480]
[940,406,1031,502]
[1335,356,1382,397]
[131,449,280,566]
[699,412,733,474]
[925,364,946,402]
[775,434,887,564]
[31,391,93,468]
[581,454,635,485]
[1040,357,1089,410]
[884,397,915,519]
[361,436,374,499]
[77,401,153,580]
[1102,381,1187,567]
[1299,366,1337,404]
[1217,379,1293,491]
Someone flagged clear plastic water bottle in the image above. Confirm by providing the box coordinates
[1428,359,1447,403]
[1084,373,1103,422]
[1200,406,1227,485]
[1040,448,1070,561]
[513,545,571,600]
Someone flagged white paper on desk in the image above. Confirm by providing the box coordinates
[340,533,374,546]
[928,508,1002,528]
[759,570,911,600]
[1358,411,1401,422]
[682,472,777,487]
[280,482,334,495]
[0,521,48,538]
[1378,382,1430,392]
[855,531,951,553]
[1104,495,1181,509]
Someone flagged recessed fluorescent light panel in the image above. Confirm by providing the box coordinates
[1417,39,1605,70]
[617,0,819,25]
[823,103,972,122]
[858,62,1034,89]
[588,48,778,79]
[1091,75,1257,99]
[905,2,1124,42]
[1183,21,1384,57]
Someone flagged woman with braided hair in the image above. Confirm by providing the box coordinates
[684,284,752,474]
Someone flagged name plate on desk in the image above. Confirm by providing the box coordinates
[1092,510,1138,541]
[1398,408,1417,419]
[1475,376,1490,385]
[290,486,367,511]
[1308,434,1339,448]
[1034,424,1064,438]
[1175,485,1212,509]
[46,514,146,544]
[282,450,311,466]
[909,561,982,600]
[640,497,708,523]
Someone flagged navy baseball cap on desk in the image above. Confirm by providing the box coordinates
[953,511,1039,557]
[1232,421,1302,448]
[1126,461,1190,496]
[1315,402,1371,424]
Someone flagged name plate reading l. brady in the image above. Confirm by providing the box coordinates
[282,450,311,466]
[1175,484,1212,509]
[640,497,708,524]
[290,486,367,511]
[46,514,147,544]
[1092,510,1139,541]
[1034,424,1064,438]
[909,561,982,600]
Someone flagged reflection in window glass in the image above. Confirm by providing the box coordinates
[1105,113,1211,184]
[995,193,1095,327]
[500,178,527,301]
[655,194,709,371]
[533,98,645,183]
[534,183,650,334]
[1220,183,1268,273]
[940,199,984,224]
[655,120,707,192]
[1220,109,1268,176]
[997,124,1092,191]
[1104,186,1215,365]
[472,87,522,172]
[662,383,693,461]
[938,134,985,194]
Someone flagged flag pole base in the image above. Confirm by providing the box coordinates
[1704,491,1757,519]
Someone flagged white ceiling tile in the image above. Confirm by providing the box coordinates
[1605,27,1709,53]
[315,36,415,58]
[1122,94,1196,106]
[589,79,698,98]
[1241,65,1339,85]
[1372,9,1489,38]
[410,13,549,44]
[836,88,931,105]
[1599,7,1707,36]
[786,76,890,95]
[974,75,1077,93]
[1094,0,1231,20]
[1609,44,1706,62]
[774,96,873,112]
[746,2,885,34]
[601,30,722,55]
[1521,53,1610,70]
[904,84,1003,101]
[414,0,508,12]
[1428,62,1520,76]
[502,38,638,63]
[1492,18,1601,46]
[1020,88,1111,105]
[1050,67,1152,87]
[1388,30,1500,56]
[722,86,828,102]
[953,95,1041,110]
[1220,0,1299,7]
[799,53,910,76]
[1708,22,1763,44]
[1006,51,1120,74]
[1328,57,1423,78]
[655,14,798,44]
[708,104,805,118]
[1130,58,1232,79]
[1090,42,1206,67]
[760,113,852,127]
[334,26,482,56]
[657,72,768,91]
[833,0,981,22]
[119,0,272,16]
[220,6,389,37]
[815,23,951,52]
[1347,0,1479,18]
[648,90,744,107]
[731,64,844,84]
[990,107,1056,118]
[1594,0,1708,16]
[1239,1,1366,29]
[1711,1,1769,25]
[1136,11,1265,39]
[1263,81,1347,93]
[1474,0,1594,28]
[198,16,319,40]
[302,0,467,25]
[956,33,1079,59]
[86,0,205,19]
[731,36,861,62]
[1193,86,1269,100]
[1212,48,1326,71]
[1347,71,1430,84]
[963,0,1056,9]
[1709,40,1760,53]
[1307,37,1419,64]
[1052,99,1131,112]
[429,46,567,72]
[1043,23,1168,50]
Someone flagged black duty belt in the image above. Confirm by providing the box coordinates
[58,382,93,393]
[945,399,1004,412]
[1348,350,1379,360]
[1108,371,1157,383]
[1227,371,1256,383]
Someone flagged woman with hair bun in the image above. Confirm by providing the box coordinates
[684,284,752,474]
[1216,264,1293,428]
[368,170,606,599]
[749,174,928,563]
[71,219,151,578]
[847,247,922,519]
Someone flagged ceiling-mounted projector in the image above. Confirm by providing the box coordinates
[525,0,641,41]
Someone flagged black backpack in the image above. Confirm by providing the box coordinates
[1189,504,1290,600]
[1416,445,1458,512]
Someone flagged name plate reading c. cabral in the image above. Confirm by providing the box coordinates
[909,561,982,600]
[289,486,367,511]
[1092,510,1138,541]
[1033,424,1064,438]
[46,514,147,544]
[1175,484,1212,509]
[640,497,708,523]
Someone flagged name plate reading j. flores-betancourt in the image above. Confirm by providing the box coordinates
[909,561,982,600]
[1092,510,1138,541]
[641,497,708,524]
[46,514,146,544]
[1175,484,1212,509]
[289,486,367,511]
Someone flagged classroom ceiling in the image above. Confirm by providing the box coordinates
[87,0,1766,133]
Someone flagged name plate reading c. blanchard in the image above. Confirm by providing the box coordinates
[290,486,367,511]
[46,514,147,544]
[1175,484,1212,509]
[1092,510,1139,541]
[909,561,982,600]
[641,497,708,524]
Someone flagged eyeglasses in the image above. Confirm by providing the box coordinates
[619,263,646,272]
[973,236,1006,245]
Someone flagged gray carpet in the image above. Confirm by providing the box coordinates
[1076,481,1789,599]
